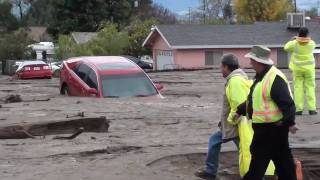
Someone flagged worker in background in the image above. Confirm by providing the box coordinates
[284,27,317,115]
[42,50,47,62]
[195,54,247,180]
[236,46,298,180]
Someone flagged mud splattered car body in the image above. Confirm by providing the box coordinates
[60,56,163,98]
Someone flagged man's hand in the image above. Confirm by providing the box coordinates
[227,112,241,125]
[234,113,241,120]
[289,125,299,134]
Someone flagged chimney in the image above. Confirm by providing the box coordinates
[287,13,305,29]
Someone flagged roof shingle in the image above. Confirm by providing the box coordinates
[154,21,320,48]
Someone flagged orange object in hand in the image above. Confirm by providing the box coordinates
[295,159,303,180]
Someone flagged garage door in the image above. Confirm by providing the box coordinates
[156,50,174,70]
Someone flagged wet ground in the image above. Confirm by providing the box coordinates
[0,69,320,180]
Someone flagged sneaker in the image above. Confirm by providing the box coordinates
[194,169,216,180]
[309,110,318,115]
[295,111,303,115]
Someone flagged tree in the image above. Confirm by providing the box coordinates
[124,18,157,57]
[47,0,132,38]
[197,0,233,24]
[0,29,33,60]
[54,35,76,60]
[305,7,318,18]
[223,3,233,20]
[25,0,54,26]
[0,0,19,31]
[55,22,129,60]
[149,4,177,24]
[235,0,293,22]
[84,22,129,56]
[133,1,177,24]
[10,0,30,20]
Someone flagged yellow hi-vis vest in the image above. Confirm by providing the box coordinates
[252,66,292,123]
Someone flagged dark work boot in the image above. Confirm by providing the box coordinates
[309,110,318,115]
[194,169,216,180]
[295,111,303,115]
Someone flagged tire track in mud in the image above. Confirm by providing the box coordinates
[147,148,320,180]
[0,146,143,162]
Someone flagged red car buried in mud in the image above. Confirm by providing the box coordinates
[59,56,163,98]
[16,61,52,79]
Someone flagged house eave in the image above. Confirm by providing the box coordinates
[142,26,172,48]
[170,44,288,49]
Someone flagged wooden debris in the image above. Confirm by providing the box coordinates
[24,98,51,102]
[2,94,22,104]
[67,112,85,118]
[0,116,109,139]
[53,127,84,140]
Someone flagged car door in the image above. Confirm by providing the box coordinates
[70,63,91,96]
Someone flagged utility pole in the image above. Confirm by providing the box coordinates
[189,7,192,24]
[318,0,320,16]
[294,0,297,12]
[203,0,206,24]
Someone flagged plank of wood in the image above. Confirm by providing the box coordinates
[0,116,109,139]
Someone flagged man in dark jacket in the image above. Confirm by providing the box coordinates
[236,46,298,180]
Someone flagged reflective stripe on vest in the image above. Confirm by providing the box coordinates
[252,67,286,123]
[293,43,315,66]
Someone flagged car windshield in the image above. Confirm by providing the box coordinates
[101,73,157,98]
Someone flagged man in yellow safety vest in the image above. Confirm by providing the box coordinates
[236,46,298,180]
[284,27,317,115]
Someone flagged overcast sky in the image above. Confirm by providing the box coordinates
[154,0,319,15]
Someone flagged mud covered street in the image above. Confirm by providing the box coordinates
[0,69,320,180]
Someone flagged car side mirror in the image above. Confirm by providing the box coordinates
[88,88,98,96]
[155,83,164,91]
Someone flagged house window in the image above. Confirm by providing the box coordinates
[205,50,223,65]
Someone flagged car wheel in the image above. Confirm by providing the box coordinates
[61,85,70,95]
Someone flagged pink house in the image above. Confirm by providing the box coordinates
[143,22,320,70]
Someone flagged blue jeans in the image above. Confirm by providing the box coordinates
[206,131,239,175]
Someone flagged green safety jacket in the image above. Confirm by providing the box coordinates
[284,38,316,71]
[226,71,252,125]
[220,69,250,141]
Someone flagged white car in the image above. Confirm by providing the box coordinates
[140,55,153,64]
[50,62,62,77]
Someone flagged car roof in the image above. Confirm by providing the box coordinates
[16,61,47,72]
[21,61,47,66]
[66,56,143,75]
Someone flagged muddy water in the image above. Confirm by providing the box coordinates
[0,70,320,180]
